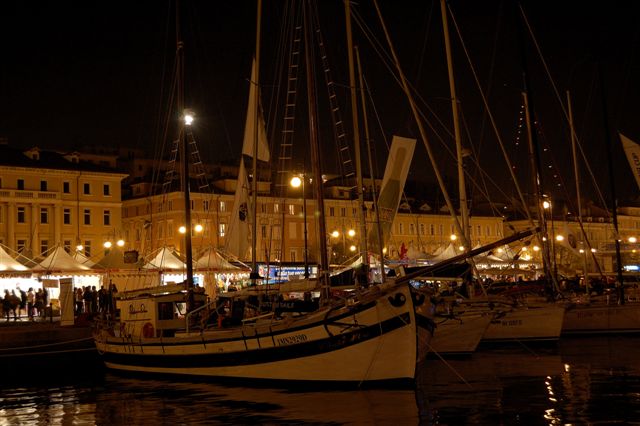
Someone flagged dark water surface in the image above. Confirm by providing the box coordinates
[2,336,640,425]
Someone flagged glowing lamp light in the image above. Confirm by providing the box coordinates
[331,230,340,238]
[183,111,194,126]
[347,229,356,237]
[382,247,387,254]
[591,248,597,253]
[458,246,465,251]
[116,239,125,247]
[556,235,564,242]
[76,244,84,251]
[103,241,112,249]
[290,176,302,188]
[179,226,187,234]
[629,237,637,243]
[543,201,551,209]
[194,224,204,233]
[533,245,540,251]
[349,245,357,252]
[579,249,585,254]
[450,234,457,241]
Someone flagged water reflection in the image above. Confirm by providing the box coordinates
[3,337,640,425]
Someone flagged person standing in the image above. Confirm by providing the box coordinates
[27,287,35,321]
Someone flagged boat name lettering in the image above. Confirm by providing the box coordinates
[501,319,523,326]
[277,334,308,346]
[129,304,148,314]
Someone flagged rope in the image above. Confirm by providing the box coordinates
[0,336,93,352]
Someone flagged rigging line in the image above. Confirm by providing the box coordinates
[518,4,612,214]
[447,4,533,229]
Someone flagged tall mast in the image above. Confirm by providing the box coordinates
[303,1,329,298]
[250,0,262,279]
[440,0,469,248]
[355,46,385,282]
[372,0,466,246]
[599,63,625,304]
[176,0,194,292]
[344,0,369,284]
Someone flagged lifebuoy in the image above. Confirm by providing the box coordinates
[142,322,155,338]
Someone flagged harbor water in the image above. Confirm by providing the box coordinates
[1,336,640,425]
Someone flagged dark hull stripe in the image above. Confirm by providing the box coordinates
[103,299,378,348]
[100,312,411,369]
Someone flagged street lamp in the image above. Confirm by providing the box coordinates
[291,173,309,279]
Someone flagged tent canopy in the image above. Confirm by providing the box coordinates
[143,247,186,270]
[194,247,239,271]
[32,246,92,272]
[0,245,29,271]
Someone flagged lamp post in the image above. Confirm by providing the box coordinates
[543,200,558,281]
[290,174,309,279]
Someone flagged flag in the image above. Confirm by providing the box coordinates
[620,133,640,191]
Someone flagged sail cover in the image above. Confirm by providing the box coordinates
[620,133,640,190]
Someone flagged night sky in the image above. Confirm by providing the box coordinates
[1,1,639,208]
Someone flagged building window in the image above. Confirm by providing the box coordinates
[103,210,111,226]
[63,208,71,224]
[63,240,71,253]
[438,224,444,235]
[288,204,295,215]
[103,184,110,196]
[290,250,296,262]
[398,223,404,234]
[219,201,226,212]
[63,181,70,194]
[17,207,26,223]
[261,225,267,238]
[40,180,47,191]
[409,223,415,235]
[40,207,48,224]
[17,179,24,190]
[203,200,210,211]
[191,200,195,210]
[84,209,91,225]
[329,207,335,217]
[219,223,226,237]
[477,225,482,236]
[17,239,26,253]
[40,240,49,256]
[420,223,425,235]
[83,183,90,194]
[340,207,346,217]
[84,241,91,257]
[274,203,279,214]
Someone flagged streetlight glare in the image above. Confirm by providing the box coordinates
[450,234,457,241]
[290,176,302,188]
[331,230,340,238]
[183,110,194,126]
[194,224,203,233]
[629,237,637,243]
[103,241,112,249]
[347,229,356,237]
[556,235,564,242]
[179,226,187,234]
[116,239,125,247]
[543,200,551,209]
[349,245,357,252]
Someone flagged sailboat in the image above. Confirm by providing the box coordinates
[93,1,422,386]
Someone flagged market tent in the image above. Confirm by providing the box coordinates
[0,245,29,271]
[194,247,239,271]
[32,246,92,273]
[430,243,459,263]
[93,246,141,271]
[73,251,96,267]
[143,247,186,271]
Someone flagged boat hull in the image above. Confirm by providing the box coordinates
[94,285,418,385]
[562,302,640,335]
[478,303,565,343]
[429,312,492,356]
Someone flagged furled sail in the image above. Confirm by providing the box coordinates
[226,58,270,260]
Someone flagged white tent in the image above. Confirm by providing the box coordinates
[430,243,459,263]
[0,245,29,271]
[32,246,92,273]
[73,251,96,267]
[194,247,239,271]
[143,247,186,271]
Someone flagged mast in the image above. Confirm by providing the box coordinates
[344,0,369,284]
[599,62,625,304]
[250,0,263,280]
[567,90,589,294]
[440,0,469,247]
[372,0,467,247]
[175,0,194,294]
[355,46,385,282]
[303,0,329,298]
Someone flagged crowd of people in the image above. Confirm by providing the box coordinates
[74,284,117,318]
[2,287,49,322]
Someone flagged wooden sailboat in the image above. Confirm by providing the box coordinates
[93,1,421,386]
